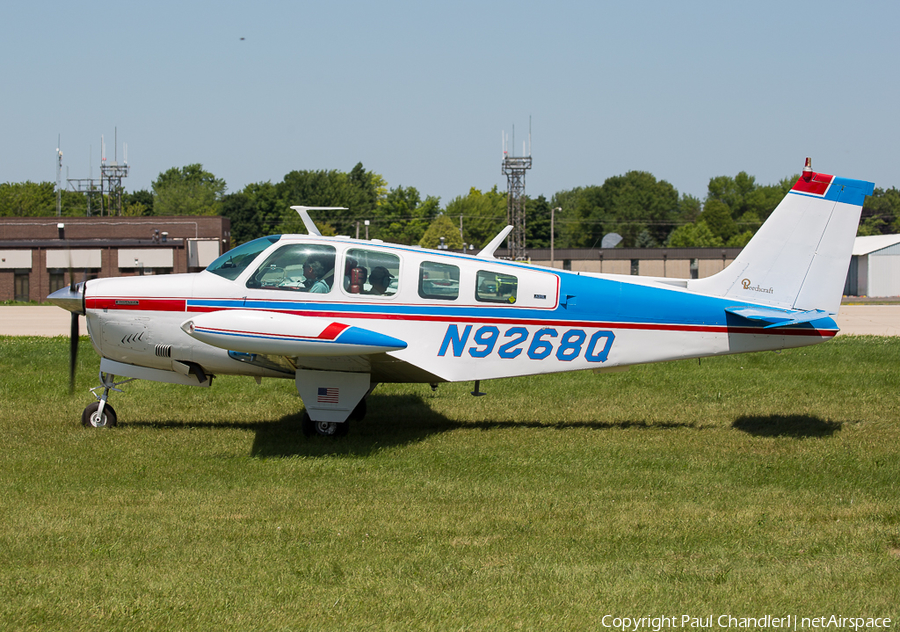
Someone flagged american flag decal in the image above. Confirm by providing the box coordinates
[317,387,339,403]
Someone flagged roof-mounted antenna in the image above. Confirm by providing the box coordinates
[477,225,514,259]
[528,115,532,157]
[290,206,348,236]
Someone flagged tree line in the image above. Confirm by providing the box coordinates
[2,163,898,250]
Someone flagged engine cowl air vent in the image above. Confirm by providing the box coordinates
[154,344,172,358]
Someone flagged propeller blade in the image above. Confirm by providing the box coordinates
[69,312,79,395]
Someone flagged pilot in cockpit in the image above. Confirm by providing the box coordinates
[303,258,330,293]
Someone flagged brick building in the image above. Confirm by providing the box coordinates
[505,246,742,279]
[0,217,230,302]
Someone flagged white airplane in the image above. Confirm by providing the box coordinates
[49,159,874,436]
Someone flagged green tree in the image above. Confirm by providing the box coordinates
[860,187,900,235]
[444,187,507,249]
[665,221,724,248]
[122,189,153,216]
[152,164,226,216]
[678,193,702,224]
[697,199,737,242]
[0,181,56,216]
[220,192,260,247]
[275,163,385,236]
[726,231,754,247]
[551,172,680,249]
[634,229,658,248]
[371,185,440,245]
[526,195,552,248]
[240,181,282,239]
[549,186,593,248]
[706,172,794,223]
[597,171,680,247]
[419,214,465,250]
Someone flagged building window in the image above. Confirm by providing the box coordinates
[48,270,66,294]
[690,258,699,280]
[630,259,640,276]
[14,271,29,302]
[563,259,571,271]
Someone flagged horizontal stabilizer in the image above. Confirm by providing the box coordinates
[182,310,407,357]
[725,306,833,329]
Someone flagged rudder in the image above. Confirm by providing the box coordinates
[688,160,874,314]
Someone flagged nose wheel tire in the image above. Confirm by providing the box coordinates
[82,402,117,428]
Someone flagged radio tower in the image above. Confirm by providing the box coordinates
[502,122,532,260]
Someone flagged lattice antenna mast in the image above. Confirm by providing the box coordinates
[100,128,130,216]
[70,130,131,216]
[501,121,532,260]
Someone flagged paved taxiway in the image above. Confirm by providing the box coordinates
[0,305,897,337]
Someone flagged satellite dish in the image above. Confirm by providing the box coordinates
[601,233,623,249]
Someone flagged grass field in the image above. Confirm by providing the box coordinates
[1,335,898,631]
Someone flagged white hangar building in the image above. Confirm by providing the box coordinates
[845,235,900,298]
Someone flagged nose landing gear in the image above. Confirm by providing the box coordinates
[82,372,135,428]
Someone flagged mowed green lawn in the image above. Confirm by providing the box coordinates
[1,335,898,631]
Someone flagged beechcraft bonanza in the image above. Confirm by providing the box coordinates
[49,159,874,436]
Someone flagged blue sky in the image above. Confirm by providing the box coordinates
[2,1,898,206]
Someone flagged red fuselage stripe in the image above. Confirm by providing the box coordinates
[85,297,837,338]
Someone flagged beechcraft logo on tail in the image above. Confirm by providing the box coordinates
[742,279,774,294]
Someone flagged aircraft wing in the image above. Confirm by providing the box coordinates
[182,310,407,357]
[724,306,834,329]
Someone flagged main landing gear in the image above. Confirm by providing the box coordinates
[300,397,367,438]
[82,372,135,428]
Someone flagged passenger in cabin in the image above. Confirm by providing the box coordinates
[343,257,359,291]
[366,266,394,295]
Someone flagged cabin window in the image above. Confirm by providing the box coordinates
[419,261,459,300]
[344,248,400,296]
[207,235,280,280]
[246,244,336,293]
[475,270,517,304]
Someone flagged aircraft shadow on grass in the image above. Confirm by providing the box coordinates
[731,414,843,438]
[122,399,842,458]
[248,393,703,459]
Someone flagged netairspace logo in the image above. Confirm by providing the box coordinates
[599,614,893,631]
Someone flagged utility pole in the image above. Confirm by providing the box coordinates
[55,136,63,217]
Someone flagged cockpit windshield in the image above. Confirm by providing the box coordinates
[206,236,281,280]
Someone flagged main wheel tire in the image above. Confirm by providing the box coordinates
[301,411,314,437]
[349,398,367,422]
[82,402,117,428]
[300,411,349,437]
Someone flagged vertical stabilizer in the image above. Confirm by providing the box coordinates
[688,161,874,314]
